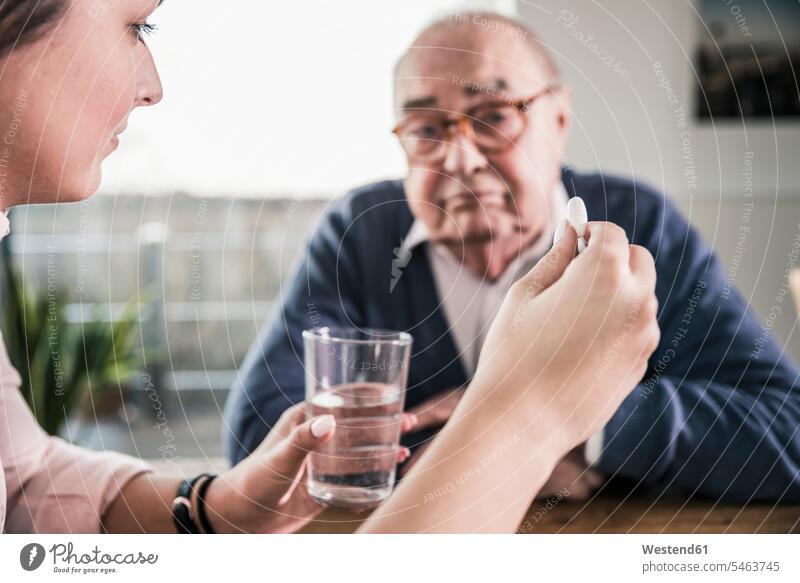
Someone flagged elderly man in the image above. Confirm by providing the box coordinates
[224,12,800,502]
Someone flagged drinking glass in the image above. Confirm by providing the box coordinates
[303,326,412,511]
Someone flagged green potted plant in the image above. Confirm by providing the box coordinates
[1,239,147,436]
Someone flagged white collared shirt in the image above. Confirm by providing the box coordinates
[400,183,603,466]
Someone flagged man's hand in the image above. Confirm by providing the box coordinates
[400,387,465,476]
[536,446,604,501]
[407,386,466,431]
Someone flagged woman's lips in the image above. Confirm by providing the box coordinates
[108,122,127,152]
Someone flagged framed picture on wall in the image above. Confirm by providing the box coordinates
[695,0,800,119]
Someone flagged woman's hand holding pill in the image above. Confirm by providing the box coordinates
[464,220,661,454]
[365,220,659,533]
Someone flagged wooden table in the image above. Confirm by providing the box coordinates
[149,459,799,533]
[300,484,800,534]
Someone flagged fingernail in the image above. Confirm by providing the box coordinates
[311,415,336,438]
[407,414,418,428]
[553,219,567,245]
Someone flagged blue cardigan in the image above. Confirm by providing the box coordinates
[223,167,800,502]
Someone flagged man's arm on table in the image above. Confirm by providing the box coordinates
[223,201,362,465]
[596,194,800,502]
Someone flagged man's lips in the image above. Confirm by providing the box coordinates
[443,190,508,209]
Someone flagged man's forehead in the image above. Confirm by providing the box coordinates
[401,78,505,108]
[394,43,549,109]
[396,65,534,111]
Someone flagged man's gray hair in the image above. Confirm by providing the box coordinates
[395,11,560,82]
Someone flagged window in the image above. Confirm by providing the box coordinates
[100,0,514,198]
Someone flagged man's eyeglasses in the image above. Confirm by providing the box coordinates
[392,85,559,162]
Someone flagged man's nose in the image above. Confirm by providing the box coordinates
[441,130,489,177]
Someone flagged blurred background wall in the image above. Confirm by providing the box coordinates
[518,0,800,362]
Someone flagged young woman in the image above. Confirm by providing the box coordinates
[0,0,659,533]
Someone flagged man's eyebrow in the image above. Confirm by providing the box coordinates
[402,96,437,110]
[463,78,508,95]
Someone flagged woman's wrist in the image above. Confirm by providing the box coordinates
[459,376,577,471]
[364,383,566,532]
[200,474,243,534]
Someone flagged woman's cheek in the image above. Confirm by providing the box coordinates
[56,82,131,201]
[67,46,138,199]
[95,46,139,132]
[77,59,136,161]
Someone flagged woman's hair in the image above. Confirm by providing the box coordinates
[0,0,65,57]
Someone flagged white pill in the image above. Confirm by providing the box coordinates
[566,196,588,238]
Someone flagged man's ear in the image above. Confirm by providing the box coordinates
[547,85,571,165]
[554,85,572,134]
